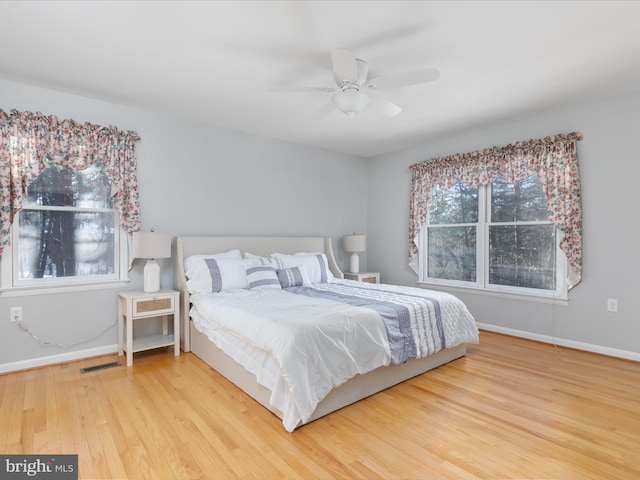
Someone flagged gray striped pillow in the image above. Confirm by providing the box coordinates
[277,267,305,288]
[245,265,281,290]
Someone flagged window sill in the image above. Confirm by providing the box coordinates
[416,281,569,306]
[1,279,130,297]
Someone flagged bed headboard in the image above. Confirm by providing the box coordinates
[173,235,343,352]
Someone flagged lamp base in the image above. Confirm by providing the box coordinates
[143,259,160,293]
[349,252,360,273]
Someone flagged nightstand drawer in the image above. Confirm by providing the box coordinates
[133,295,175,317]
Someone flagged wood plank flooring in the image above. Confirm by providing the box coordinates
[1,330,639,479]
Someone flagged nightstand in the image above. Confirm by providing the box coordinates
[118,289,180,366]
[344,272,380,284]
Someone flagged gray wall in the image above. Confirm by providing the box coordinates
[0,78,368,370]
[367,92,640,359]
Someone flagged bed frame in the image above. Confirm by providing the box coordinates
[173,235,466,428]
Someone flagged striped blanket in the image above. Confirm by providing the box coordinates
[287,281,478,365]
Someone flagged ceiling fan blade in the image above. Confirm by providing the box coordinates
[367,68,440,89]
[331,48,359,84]
[367,93,402,117]
[311,102,336,120]
[266,86,335,92]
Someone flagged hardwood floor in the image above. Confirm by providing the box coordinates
[1,330,639,479]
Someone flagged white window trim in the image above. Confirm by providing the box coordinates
[419,182,568,302]
[1,224,130,297]
[416,279,569,306]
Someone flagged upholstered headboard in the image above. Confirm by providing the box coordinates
[173,236,343,352]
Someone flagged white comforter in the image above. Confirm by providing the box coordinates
[190,280,478,431]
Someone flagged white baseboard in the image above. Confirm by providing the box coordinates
[0,344,119,374]
[476,322,640,362]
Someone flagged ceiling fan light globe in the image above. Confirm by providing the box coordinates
[332,89,370,116]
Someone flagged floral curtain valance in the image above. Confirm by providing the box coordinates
[409,132,583,287]
[0,108,140,254]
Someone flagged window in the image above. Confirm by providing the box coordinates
[408,133,583,299]
[420,175,567,299]
[0,108,140,295]
[2,158,128,292]
[426,180,478,283]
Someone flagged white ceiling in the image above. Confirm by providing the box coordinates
[1,1,639,157]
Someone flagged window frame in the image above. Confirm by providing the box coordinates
[1,208,130,297]
[419,181,568,301]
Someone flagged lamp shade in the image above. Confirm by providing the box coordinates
[132,232,171,260]
[332,89,370,117]
[343,234,366,253]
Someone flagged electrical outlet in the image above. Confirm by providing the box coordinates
[607,299,618,313]
[10,307,22,323]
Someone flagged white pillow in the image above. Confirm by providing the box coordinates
[271,252,333,284]
[186,257,258,294]
[243,252,278,266]
[245,265,281,290]
[184,249,242,275]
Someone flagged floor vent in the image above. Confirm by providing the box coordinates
[80,361,121,374]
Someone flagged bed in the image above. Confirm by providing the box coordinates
[173,235,478,431]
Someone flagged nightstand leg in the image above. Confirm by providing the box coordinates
[117,312,124,357]
[126,314,133,367]
[174,307,180,357]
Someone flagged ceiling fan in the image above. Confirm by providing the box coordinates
[270,48,439,118]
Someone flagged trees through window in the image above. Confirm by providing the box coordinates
[421,175,566,297]
[12,157,121,286]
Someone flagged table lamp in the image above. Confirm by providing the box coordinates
[132,231,171,292]
[343,234,366,273]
